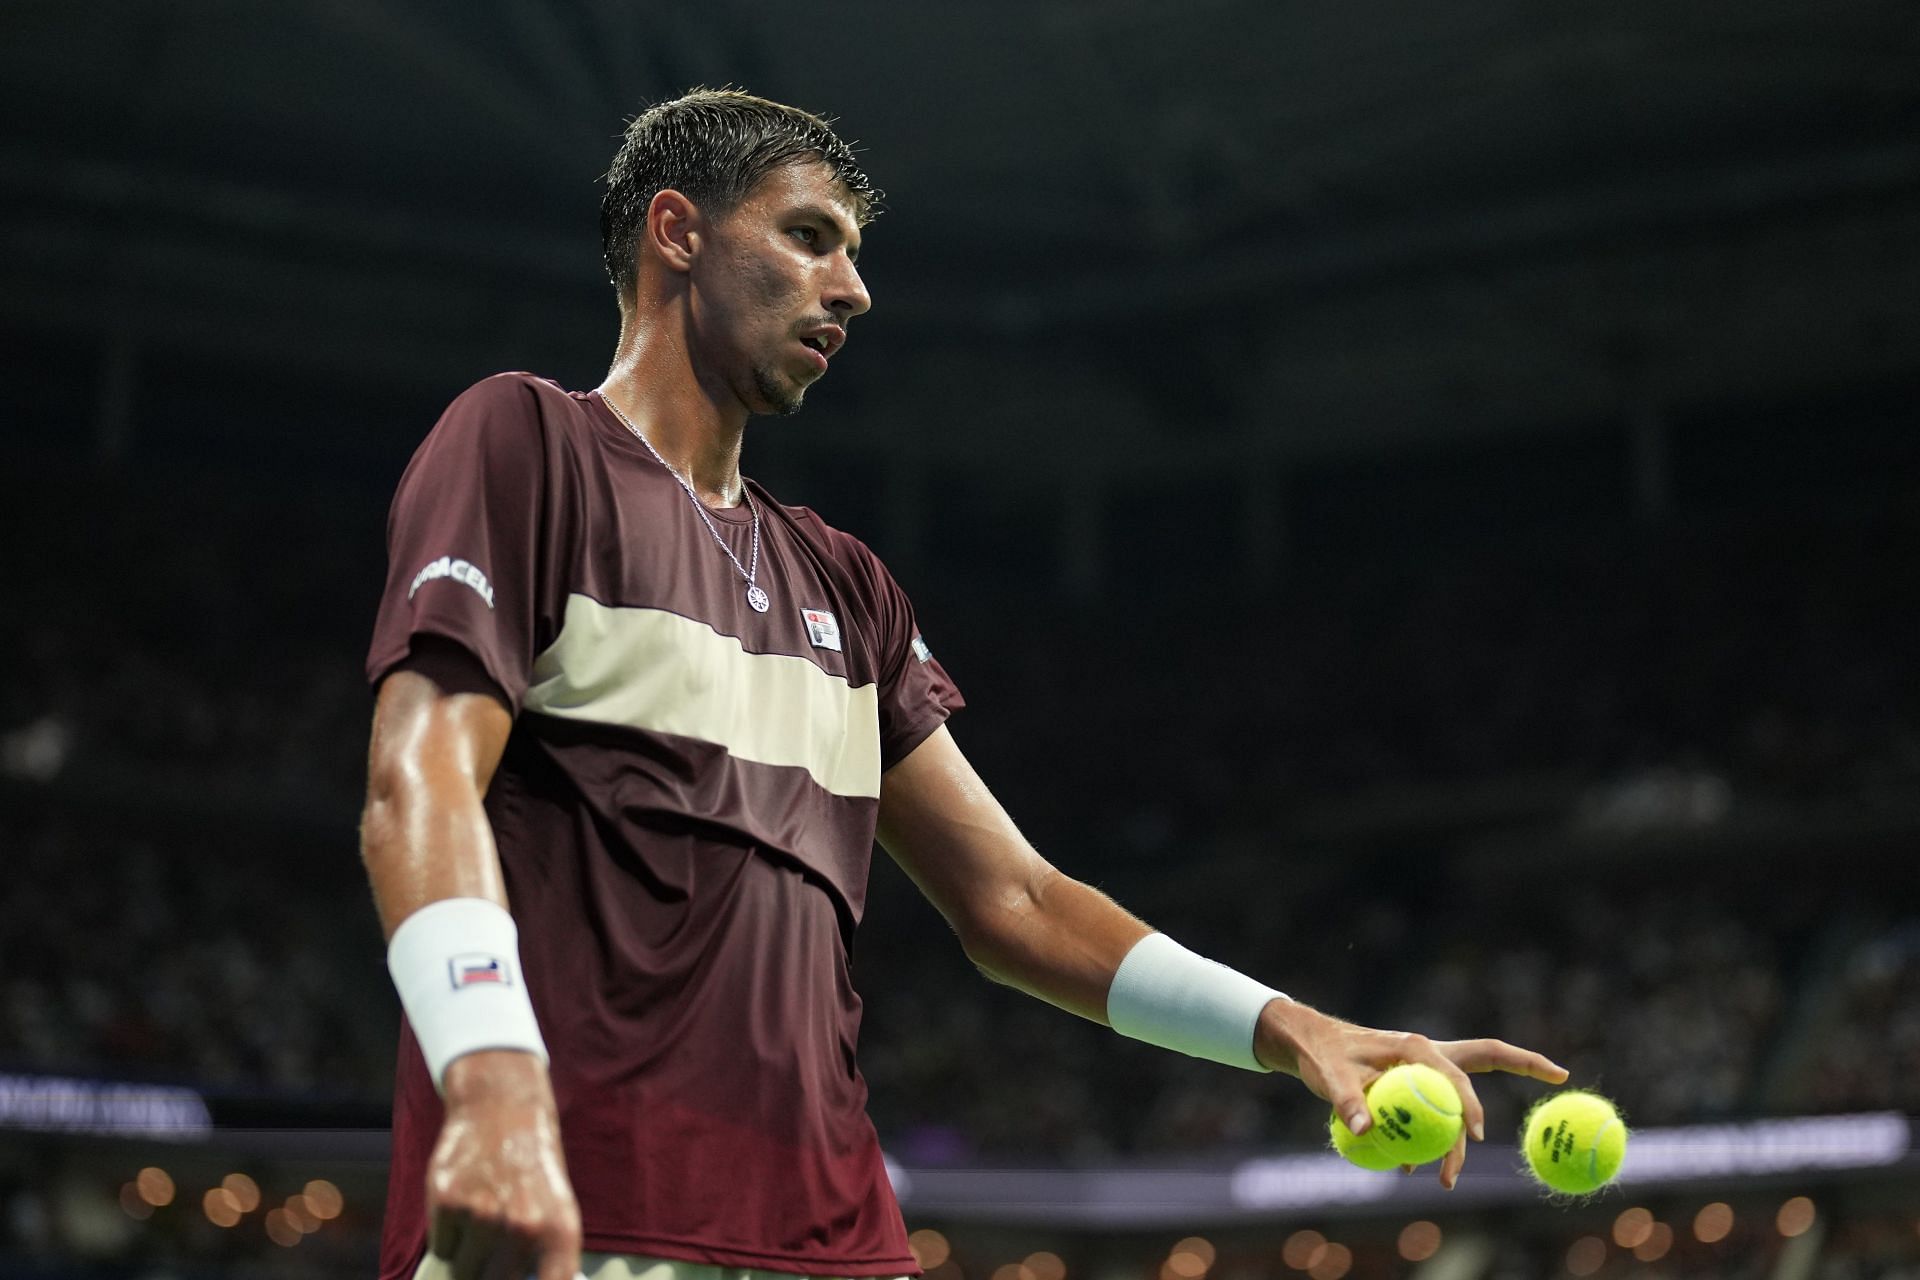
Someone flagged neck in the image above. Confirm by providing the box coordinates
[599,306,748,507]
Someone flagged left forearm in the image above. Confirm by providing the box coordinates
[961,865,1152,1024]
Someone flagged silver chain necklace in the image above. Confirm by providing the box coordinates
[601,393,770,613]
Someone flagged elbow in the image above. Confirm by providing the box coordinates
[964,938,1018,990]
[955,867,1054,989]
[964,941,1020,992]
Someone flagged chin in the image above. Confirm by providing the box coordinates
[749,366,809,417]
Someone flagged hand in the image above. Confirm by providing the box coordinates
[1254,1000,1569,1190]
[427,1050,583,1280]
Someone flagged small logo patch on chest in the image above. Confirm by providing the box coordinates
[801,607,842,652]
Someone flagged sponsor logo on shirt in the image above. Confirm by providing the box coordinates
[802,608,842,652]
[910,634,932,663]
[409,556,495,609]
[448,954,511,990]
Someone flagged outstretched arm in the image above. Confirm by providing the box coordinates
[877,725,1568,1188]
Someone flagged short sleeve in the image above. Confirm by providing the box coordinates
[856,548,964,771]
[365,374,561,713]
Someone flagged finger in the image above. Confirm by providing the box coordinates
[477,1225,537,1280]
[1322,1063,1374,1137]
[1440,1038,1570,1082]
[1412,1047,1486,1143]
[451,1211,501,1280]
[430,1205,465,1262]
[535,1221,584,1280]
[1439,1131,1467,1190]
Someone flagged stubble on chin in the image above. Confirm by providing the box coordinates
[750,363,807,417]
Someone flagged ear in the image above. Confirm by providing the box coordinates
[646,189,701,275]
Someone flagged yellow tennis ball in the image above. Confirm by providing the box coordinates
[1328,1109,1401,1170]
[1523,1090,1627,1196]
[1360,1063,1464,1167]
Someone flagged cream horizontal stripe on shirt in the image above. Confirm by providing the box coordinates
[524,595,883,799]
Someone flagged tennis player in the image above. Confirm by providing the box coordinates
[360,88,1568,1280]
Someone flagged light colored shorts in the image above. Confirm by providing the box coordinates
[414,1250,910,1280]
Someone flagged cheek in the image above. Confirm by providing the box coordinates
[739,247,808,309]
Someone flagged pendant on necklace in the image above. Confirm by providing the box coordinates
[746,585,770,613]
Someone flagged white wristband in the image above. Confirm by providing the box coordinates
[387,897,550,1091]
[1106,932,1286,1072]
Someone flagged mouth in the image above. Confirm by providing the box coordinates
[797,325,845,372]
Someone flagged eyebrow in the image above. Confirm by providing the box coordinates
[794,203,861,262]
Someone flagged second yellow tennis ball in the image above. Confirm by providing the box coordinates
[1359,1063,1464,1166]
[1523,1090,1627,1195]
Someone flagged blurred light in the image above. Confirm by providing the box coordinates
[1694,1203,1734,1244]
[304,1179,344,1220]
[1164,1241,1211,1280]
[1172,1238,1215,1270]
[1565,1236,1607,1277]
[1281,1230,1325,1271]
[1633,1222,1674,1262]
[991,1264,1034,1280]
[1777,1197,1816,1238]
[264,1207,301,1247]
[1397,1221,1442,1262]
[1024,1251,1065,1280]
[284,1195,321,1234]
[909,1229,951,1270]
[118,1183,154,1220]
[135,1167,175,1207]
[1612,1207,1654,1249]
[203,1188,241,1228]
[1306,1242,1351,1280]
[221,1174,260,1214]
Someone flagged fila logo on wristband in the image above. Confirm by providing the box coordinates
[449,954,511,989]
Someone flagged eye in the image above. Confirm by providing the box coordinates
[789,226,819,246]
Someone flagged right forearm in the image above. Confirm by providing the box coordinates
[360,727,509,937]
[361,670,545,1089]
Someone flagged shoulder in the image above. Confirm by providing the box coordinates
[423,372,599,462]
[759,490,928,628]
[441,371,581,427]
[762,489,889,579]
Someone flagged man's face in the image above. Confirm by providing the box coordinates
[689,160,872,417]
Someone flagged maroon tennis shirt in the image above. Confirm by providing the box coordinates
[365,373,962,1279]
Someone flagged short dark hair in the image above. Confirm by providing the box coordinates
[599,87,883,299]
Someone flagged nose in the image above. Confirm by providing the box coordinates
[825,253,871,319]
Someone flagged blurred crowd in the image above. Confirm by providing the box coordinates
[0,813,392,1097]
[0,478,374,809]
[2,475,1917,1156]
[0,784,1908,1160]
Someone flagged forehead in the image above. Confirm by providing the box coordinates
[735,160,864,231]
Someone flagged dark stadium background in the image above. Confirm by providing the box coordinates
[4,2,1920,1278]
